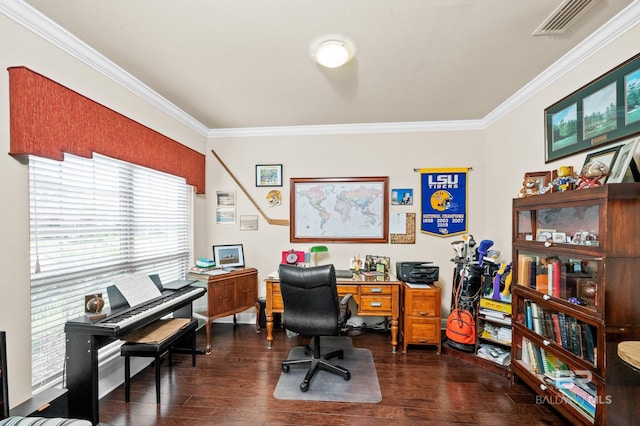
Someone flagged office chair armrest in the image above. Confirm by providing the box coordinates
[339,293,353,325]
[340,293,353,306]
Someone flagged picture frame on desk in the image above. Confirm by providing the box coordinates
[213,243,245,268]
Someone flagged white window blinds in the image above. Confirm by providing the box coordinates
[29,153,192,390]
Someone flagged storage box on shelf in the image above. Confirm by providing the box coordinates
[511,183,640,425]
[477,297,512,370]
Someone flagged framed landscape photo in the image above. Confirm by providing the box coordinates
[290,176,389,243]
[255,164,283,187]
[545,52,640,162]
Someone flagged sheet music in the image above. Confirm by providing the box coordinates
[112,272,162,307]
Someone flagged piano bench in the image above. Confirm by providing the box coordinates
[120,317,198,406]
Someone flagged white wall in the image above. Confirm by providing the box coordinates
[0,14,207,407]
[206,131,488,314]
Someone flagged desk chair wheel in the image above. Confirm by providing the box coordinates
[344,371,351,380]
[300,381,309,392]
[282,364,290,373]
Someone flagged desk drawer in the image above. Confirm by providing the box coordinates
[271,292,284,311]
[360,285,392,295]
[405,317,440,344]
[338,285,359,297]
[406,294,439,317]
[359,295,391,313]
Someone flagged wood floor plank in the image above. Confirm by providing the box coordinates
[99,323,571,425]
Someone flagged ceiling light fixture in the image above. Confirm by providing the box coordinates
[312,39,354,68]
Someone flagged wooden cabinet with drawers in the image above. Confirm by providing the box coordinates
[401,283,441,353]
[191,267,258,353]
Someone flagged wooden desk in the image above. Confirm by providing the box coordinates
[265,273,401,353]
[191,268,258,353]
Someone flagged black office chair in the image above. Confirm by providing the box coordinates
[278,264,352,392]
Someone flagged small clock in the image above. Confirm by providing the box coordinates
[282,250,305,265]
[285,251,299,264]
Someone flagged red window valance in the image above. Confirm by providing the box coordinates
[8,66,205,194]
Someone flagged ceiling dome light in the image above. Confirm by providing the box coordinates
[312,39,353,68]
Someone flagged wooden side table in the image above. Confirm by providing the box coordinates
[191,268,258,353]
[618,341,640,372]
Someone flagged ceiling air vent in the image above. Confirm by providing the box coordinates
[533,0,599,35]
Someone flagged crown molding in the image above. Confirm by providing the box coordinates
[207,119,485,138]
[2,0,639,139]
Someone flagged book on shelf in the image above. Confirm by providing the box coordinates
[567,317,582,357]
[551,313,563,346]
[557,312,568,349]
[525,300,533,330]
[530,301,543,335]
[557,385,596,418]
[582,324,595,363]
[479,297,512,314]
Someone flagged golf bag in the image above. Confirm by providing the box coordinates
[446,262,482,352]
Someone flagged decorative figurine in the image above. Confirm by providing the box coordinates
[519,176,540,198]
[576,161,609,189]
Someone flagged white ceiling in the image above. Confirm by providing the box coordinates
[13,0,639,132]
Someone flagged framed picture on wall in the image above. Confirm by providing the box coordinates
[545,52,640,162]
[290,176,389,243]
[255,164,283,187]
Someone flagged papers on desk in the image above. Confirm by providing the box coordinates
[267,271,279,279]
[112,272,162,307]
[405,282,433,289]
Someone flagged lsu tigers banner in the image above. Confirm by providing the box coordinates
[420,168,468,237]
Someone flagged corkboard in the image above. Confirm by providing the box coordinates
[390,213,416,244]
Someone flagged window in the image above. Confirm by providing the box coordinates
[29,153,192,390]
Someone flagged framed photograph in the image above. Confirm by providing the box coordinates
[524,171,551,194]
[239,215,259,231]
[216,207,236,224]
[216,191,236,206]
[391,188,413,205]
[212,244,245,269]
[536,228,556,242]
[290,176,389,243]
[552,232,567,243]
[582,82,617,140]
[625,68,640,125]
[607,136,640,183]
[255,164,283,187]
[582,145,621,184]
[545,52,640,162]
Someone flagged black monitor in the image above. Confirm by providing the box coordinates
[213,244,245,270]
[1,331,9,419]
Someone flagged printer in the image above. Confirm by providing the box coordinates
[396,261,439,284]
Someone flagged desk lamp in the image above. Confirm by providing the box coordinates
[310,245,328,266]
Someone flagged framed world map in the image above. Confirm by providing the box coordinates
[290,176,389,243]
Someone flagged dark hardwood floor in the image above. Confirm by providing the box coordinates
[99,323,571,425]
